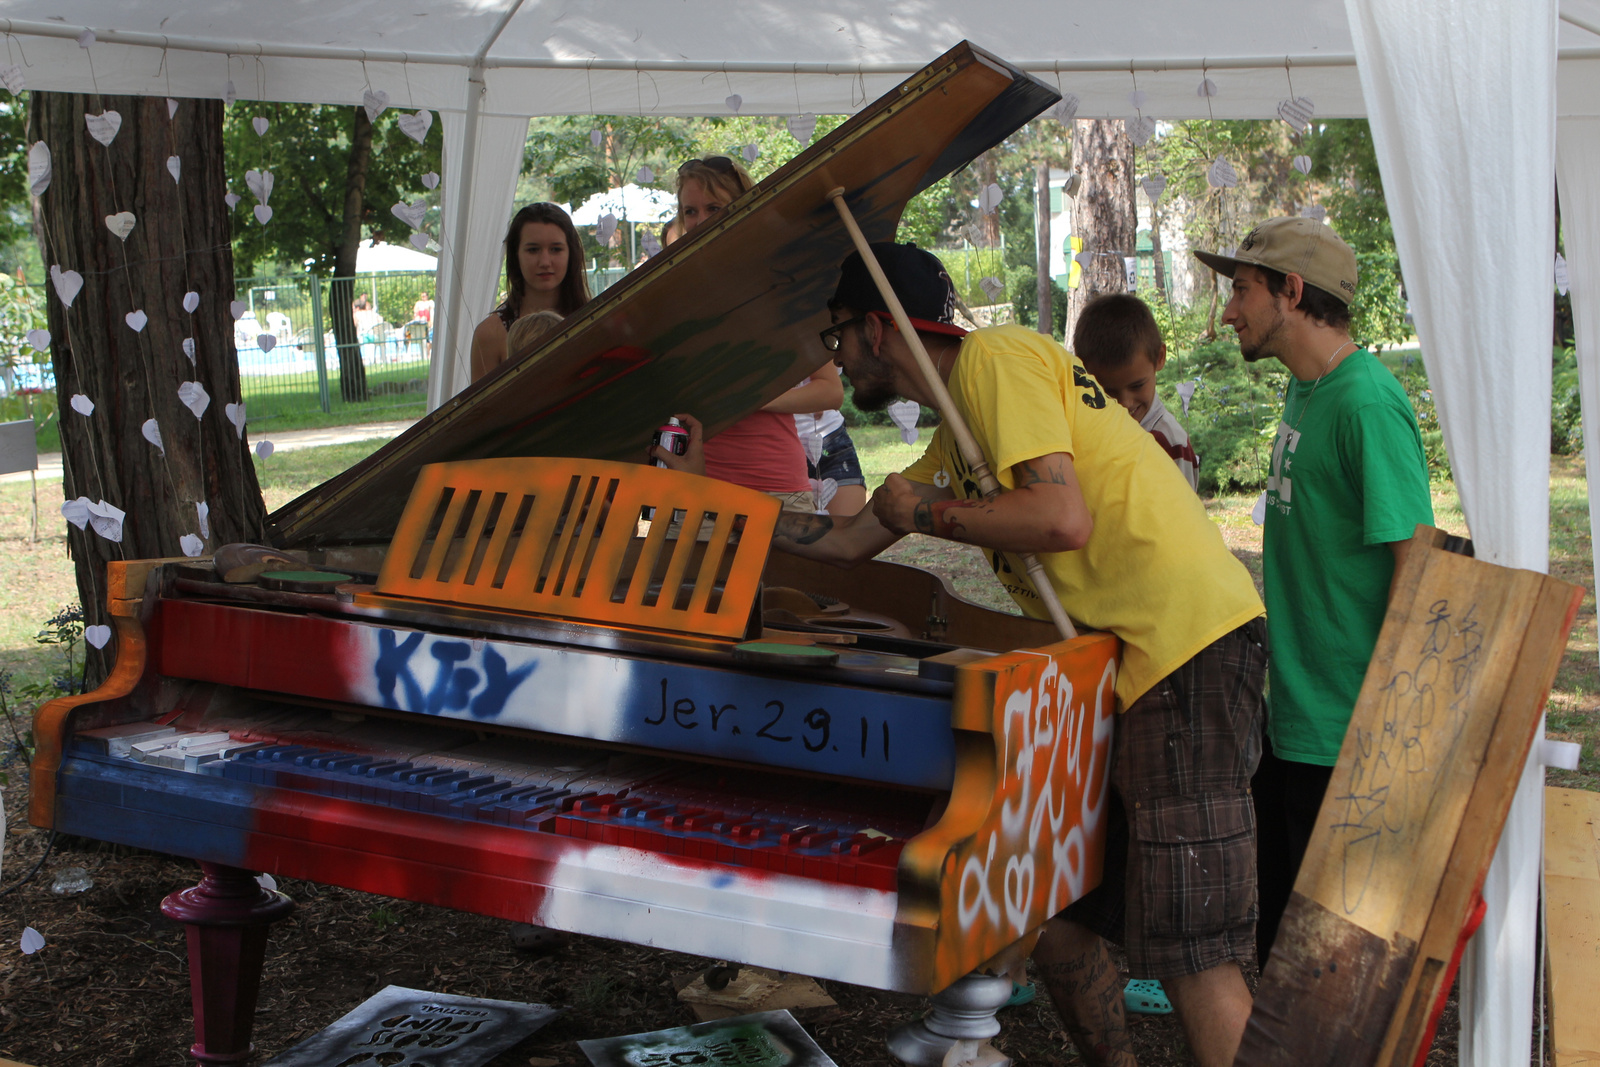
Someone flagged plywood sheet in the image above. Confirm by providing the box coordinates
[1546,786,1600,1067]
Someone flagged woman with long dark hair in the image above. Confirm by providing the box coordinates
[470,202,591,382]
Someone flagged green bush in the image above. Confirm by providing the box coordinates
[1159,336,1287,494]
[1008,268,1070,342]
[1552,345,1582,455]
[839,384,937,430]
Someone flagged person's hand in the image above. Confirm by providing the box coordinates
[871,473,924,536]
[648,413,706,476]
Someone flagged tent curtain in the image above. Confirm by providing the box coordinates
[1344,2,1558,1065]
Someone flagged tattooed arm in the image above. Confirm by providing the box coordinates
[769,496,905,567]
[872,452,1092,553]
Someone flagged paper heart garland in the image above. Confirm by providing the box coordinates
[590,128,603,148]
[20,928,44,955]
[397,110,433,143]
[141,418,164,454]
[978,183,1003,216]
[1207,157,1239,188]
[409,233,432,251]
[1051,95,1080,126]
[77,29,96,48]
[1301,205,1327,222]
[70,393,94,416]
[1128,90,1148,109]
[802,429,825,467]
[811,477,839,510]
[224,80,237,106]
[596,213,618,246]
[1277,96,1315,133]
[362,88,390,122]
[125,310,148,333]
[254,204,273,225]
[1197,77,1219,98]
[787,114,817,146]
[85,110,122,146]
[421,171,440,190]
[257,333,277,353]
[256,440,275,460]
[167,155,180,183]
[640,230,662,258]
[87,499,125,542]
[0,64,24,95]
[1074,250,1094,270]
[183,291,200,314]
[178,381,211,419]
[61,497,90,529]
[391,200,427,229]
[1176,380,1198,416]
[85,624,112,649]
[252,116,269,137]
[167,98,179,120]
[224,192,241,210]
[1125,116,1156,147]
[245,169,274,204]
[26,328,49,352]
[105,211,136,241]
[1064,172,1082,197]
[978,276,1004,303]
[636,165,655,184]
[225,402,247,437]
[182,338,196,363]
[887,400,920,437]
[725,94,742,113]
[197,501,211,539]
[741,143,759,163]
[27,141,51,196]
[180,533,204,557]
[1556,252,1571,296]
[1141,175,1167,203]
[1293,155,1312,175]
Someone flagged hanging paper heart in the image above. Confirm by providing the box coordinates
[725,94,742,113]
[245,169,274,203]
[20,928,45,955]
[256,440,275,460]
[362,88,390,122]
[1292,155,1312,175]
[77,29,96,48]
[61,497,91,529]
[224,80,237,106]
[1051,95,1080,126]
[105,211,136,241]
[812,477,839,510]
[590,128,603,148]
[180,533,205,557]
[183,291,200,314]
[1556,252,1571,296]
[26,328,49,352]
[1141,174,1167,203]
[1197,77,1219,98]
[166,155,181,183]
[1277,96,1315,133]
[887,400,920,445]
[254,204,273,225]
[85,110,122,146]
[182,338,196,363]
[1175,379,1198,417]
[85,624,112,649]
[787,114,817,146]
[1207,156,1239,188]
[1128,89,1148,109]
[257,333,277,353]
[978,183,1003,216]
[390,199,427,229]
[1064,172,1083,197]
[1301,205,1327,222]
[87,499,126,542]
[224,192,241,209]
[636,165,655,184]
[27,141,51,196]
[1074,250,1094,270]
[1125,116,1156,147]
[741,143,759,163]
[596,213,618,246]
[142,418,164,454]
[70,393,94,416]
[640,230,662,258]
[197,500,211,539]
[978,276,1004,303]
[167,98,179,119]
[178,380,211,419]
[408,232,432,252]
[252,116,269,137]
[125,310,148,332]
[224,402,247,437]
[802,429,825,467]
[0,64,24,95]
[397,109,433,143]
[421,171,440,190]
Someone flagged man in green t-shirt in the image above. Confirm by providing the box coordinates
[1196,218,1434,968]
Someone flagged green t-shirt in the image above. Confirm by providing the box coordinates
[1263,349,1434,766]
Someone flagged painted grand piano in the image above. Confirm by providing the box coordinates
[29,42,1120,1065]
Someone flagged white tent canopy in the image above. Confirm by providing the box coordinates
[569,185,675,226]
[354,241,439,274]
[4,4,1597,1063]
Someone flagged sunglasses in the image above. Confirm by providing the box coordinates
[677,156,738,175]
[819,313,879,352]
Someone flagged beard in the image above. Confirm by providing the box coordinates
[1238,309,1288,363]
[845,348,901,411]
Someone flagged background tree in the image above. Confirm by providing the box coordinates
[1065,120,1137,342]
[226,103,441,401]
[31,91,268,685]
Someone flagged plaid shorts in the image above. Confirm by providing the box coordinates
[1059,616,1268,979]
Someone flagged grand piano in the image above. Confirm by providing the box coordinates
[29,42,1119,1065]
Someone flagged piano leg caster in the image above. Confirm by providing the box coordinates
[161,863,296,1064]
[887,972,1013,1067]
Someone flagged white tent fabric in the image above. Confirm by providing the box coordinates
[1559,117,1600,661]
[354,242,438,274]
[569,185,677,226]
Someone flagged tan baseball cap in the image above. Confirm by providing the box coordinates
[1195,217,1359,304]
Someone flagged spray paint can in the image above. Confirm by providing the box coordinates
[651,417,689,468]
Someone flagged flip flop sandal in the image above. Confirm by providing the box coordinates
[1124,978,1173,1014]
[1003,981,1037,1009]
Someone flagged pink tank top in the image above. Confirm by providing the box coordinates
[702,411,811,494]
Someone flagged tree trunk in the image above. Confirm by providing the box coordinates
[978,150,1001,247]
[1065,120,1137,343]
[1150,207,1168,300]
[1035,161,1052,338]
[331,105,373,403]
[31,92,268,686]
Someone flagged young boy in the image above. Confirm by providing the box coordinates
[1073,293,1198,490]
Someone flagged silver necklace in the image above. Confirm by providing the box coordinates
[1253,339,1358,525]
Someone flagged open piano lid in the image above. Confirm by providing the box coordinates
[268,41,1058,549]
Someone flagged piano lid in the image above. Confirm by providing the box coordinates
[268,41,1058,549]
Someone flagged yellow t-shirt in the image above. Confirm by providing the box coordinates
[902,325,1263,707]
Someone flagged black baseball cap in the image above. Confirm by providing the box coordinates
[831,242,968,338]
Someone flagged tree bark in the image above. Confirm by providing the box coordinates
[331,105,373,403]
[1150,206,1168,300]
[1035,161,1052,338]
[31,92,269,685]
[1065,120,1137,343]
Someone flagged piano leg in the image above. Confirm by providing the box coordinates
[886,971,1013,1066]
[161,863,296,1064]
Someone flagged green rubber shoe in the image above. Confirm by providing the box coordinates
[1003,981,1037,1009]
[1124,978,1173,1015]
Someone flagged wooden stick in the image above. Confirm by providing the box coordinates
[826,187,1078,642]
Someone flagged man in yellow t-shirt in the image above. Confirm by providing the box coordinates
[764,244,1267,1067]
